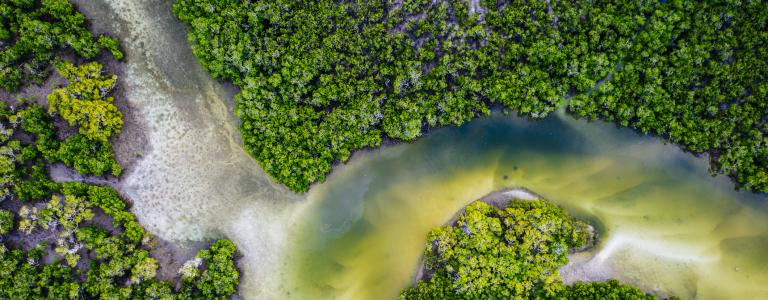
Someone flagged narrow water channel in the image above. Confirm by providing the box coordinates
[77,1,302,298]
[82,1,768,299]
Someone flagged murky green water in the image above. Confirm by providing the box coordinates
[82,1,768,299]
[286,113,768,300]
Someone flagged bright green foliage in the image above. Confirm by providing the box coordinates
[59,182,144,242]
[41,194,94,266]
[402,200,592,298]
[174,0,768,193]
[0,0,123,91]
[130,251,159,283]
[48,62,123,141]
[36,194,94,231]
[97,35,124,60]
[182,239,240,299]
[58,133,122,176]
[15,101,121,179]
[0,139,21,200]
[43,62,123,176]
[15,104,121,178]
[0,209,13,234]
[560,280,657,299]
[401,200,656,299]
[19,194,94,266]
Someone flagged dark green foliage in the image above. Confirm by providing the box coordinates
[12,161,54,201]
[17,105,58,160]
[0,0,123,91]
[0,245,81,299]
[5,106,56,201]
[0,108,21,200]
[557,0,768,192]
[174,0,768,193]
[400,200,656,299]
[173,0,562,192]
[57,133,122,177]
[182,240,240,300]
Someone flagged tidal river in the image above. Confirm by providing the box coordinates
[82,1,768,299]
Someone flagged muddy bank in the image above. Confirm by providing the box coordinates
[68,0,151,179]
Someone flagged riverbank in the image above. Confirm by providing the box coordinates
[0,1,226,292]
[0,49,149,200]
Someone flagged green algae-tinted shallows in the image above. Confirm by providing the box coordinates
[88,0,767,299]
[286,112,768,300]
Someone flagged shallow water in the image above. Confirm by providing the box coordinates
[285,113,768,299]
[82,1,768,299]
[78,1,302,297]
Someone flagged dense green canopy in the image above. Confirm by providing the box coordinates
[48,62,123,142]
[19,94,122,178]
[0,0,122,91]
[174,0,768,193]
[400,200,658,299]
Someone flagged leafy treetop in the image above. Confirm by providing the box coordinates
[400,199,660,300]
[47,61,122,141]
[0,0,123,91]
[174,0,768,193]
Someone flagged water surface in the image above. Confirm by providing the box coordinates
[80,1,768,299]
[286,113,768,300]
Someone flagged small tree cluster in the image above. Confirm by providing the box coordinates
[400,200,659,299]
[48,62,123,141]
[0,0,123,91]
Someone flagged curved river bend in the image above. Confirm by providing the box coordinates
[81,1,768,299]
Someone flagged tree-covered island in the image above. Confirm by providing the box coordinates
[401,196,676,299]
